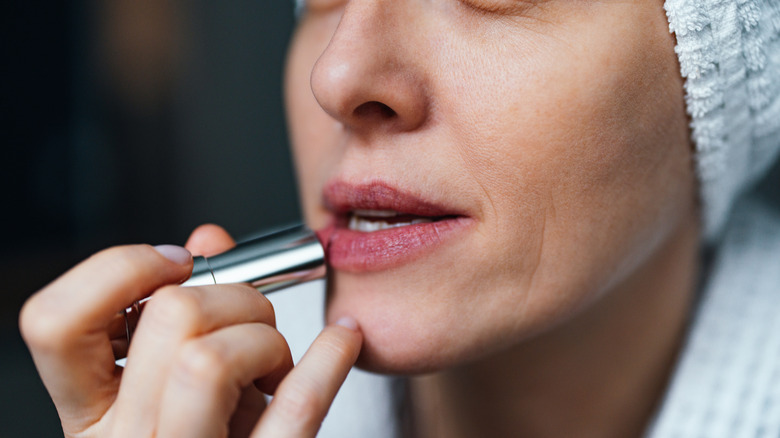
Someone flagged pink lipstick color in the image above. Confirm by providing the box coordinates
[319,181,472,272]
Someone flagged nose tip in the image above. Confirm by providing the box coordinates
[309,12,429,133]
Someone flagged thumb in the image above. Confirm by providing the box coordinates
[185,224,236,257]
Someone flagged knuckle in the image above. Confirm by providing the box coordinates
[173,340,229,388]
[259,324,293,366]
[227,283,276,325]
[18,296,70,351]
[246,286,276,325]
[142,286,201,334]
[19,244,166,353]
[271,328,292,357]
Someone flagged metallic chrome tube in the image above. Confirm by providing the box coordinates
[183,223,326,293]
[121,223,325,350]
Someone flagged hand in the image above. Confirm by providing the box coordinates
[20,224,362,438]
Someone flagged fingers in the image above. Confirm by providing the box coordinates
[251,318,363,438]
[228,386,268,438]
[18,244,193,430]
[186,223,237,256]
[112,283,276,435]
[22,245,192,346]
[155,323,293,438]
[21,220,362,438]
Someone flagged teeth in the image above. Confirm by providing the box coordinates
[352,209,399,218]
[349,215,432,232]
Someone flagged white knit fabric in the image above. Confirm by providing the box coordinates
[648,196,780,438]
[664,0,780,241]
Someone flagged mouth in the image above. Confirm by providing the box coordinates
[319,181,472,272]
[347,210,454,232]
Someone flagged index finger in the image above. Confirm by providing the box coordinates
[24,245,193,340]
[19,244,192,428]
[251,318,362,438]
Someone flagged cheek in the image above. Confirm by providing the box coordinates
[447,9,692,322]
[285,17,343,229]
[282,4,695,373]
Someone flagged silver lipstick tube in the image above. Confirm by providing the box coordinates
[183,223,326,293]
[122,223,325,348]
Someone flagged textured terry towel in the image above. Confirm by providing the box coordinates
[664,0,780,240]
[648,196,780,438]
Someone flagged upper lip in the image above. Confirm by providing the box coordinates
[322,180,465,218]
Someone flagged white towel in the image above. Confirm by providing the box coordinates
[665,0,780,240]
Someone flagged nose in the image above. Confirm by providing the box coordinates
[310,1,429,134]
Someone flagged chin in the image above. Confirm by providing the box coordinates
[322,266,532,375]
[322,271,459,374]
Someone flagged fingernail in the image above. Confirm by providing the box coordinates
[334,316,359,331]
[154,245,192,265]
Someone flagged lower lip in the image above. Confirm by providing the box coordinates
[321,217,472,272]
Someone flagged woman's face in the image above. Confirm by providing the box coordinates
[285,0,695,373]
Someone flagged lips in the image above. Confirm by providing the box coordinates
[318,181,472,272]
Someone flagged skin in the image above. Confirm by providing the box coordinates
[286,0,700,436]
[21,0,700,437]
[20,225,362,437]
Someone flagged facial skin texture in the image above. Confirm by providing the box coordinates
[285,0,698,388]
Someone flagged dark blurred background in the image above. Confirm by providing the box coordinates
[2,1,297,434]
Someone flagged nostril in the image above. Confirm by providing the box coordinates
[353,101,397,120]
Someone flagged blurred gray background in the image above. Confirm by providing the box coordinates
[3,1,780,436]
[2,1,297,435]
